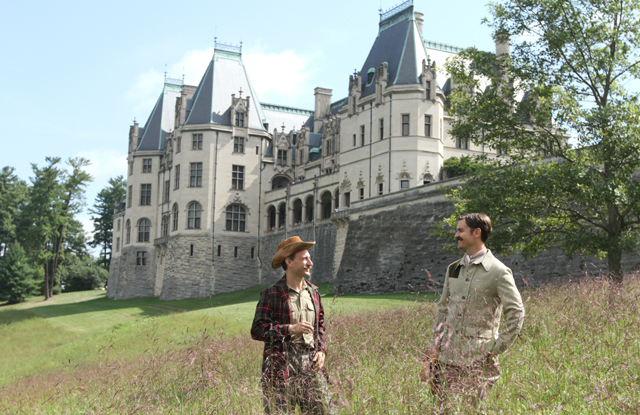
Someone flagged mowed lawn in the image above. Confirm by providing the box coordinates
[0,284,434,387]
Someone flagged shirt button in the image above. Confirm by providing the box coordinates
[465,278,469,282]
[462,296,466,300]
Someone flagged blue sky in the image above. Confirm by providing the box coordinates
[0,0,496,243]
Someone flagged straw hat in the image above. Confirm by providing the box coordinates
[271,236,315,269]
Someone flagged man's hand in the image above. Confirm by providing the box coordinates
[289,321,314,335]
[312,351,325,372]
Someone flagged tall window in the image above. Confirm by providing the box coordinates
[116,219,121,232]
[172,203,179,231]
[138,219,150,242]
[232,165,244,190]
[234,137,245,153]
[161,214,169,237]
[140,184,151,205]
[174,164,180,189]
[125,219,131,244]
[344,192,351,208]
[142,158,152,173]
[192,133,203,150]
[163,180,170,203]
[127,185,132,208]
[378,183,384,195]
[187,202,202,229]
[226,205,246,232]
[359,188,364,200]
[426,81,431,100]
[176,136,181,153]
[401,179,409,189]
[425,115,432,137]
[190,162,202,187]
[136,251,147,266]
[360,125,365,146]
[115,237,120,252]
[277,150,287,166]
[456,137,469,149]
[353,134,356,147]
[379,118,384,140]
[235,112,245,127]
[128,161,133,176]
[402,114,410,136]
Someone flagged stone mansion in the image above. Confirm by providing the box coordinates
[107,1,504,300]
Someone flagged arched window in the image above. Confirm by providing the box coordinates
[267,205,276,230]
[137,219,151,242]
[292,199,303,225]
[272,175,290,190]
[172,203,179,231]
[125,219,131,244]
[188,202,202,229]
[304,195,314,222]
[321,191,332,219]
[226,204,246,232]
[161,215,169,237]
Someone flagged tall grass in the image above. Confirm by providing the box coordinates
[1,274,639,414]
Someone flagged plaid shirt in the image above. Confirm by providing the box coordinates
[251,276,327,382]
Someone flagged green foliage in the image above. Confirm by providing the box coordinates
[89,176,126,269]
[0,167,27,256]
[443,0,640,282]
[59,255,108,292]
[442,156,486,179]
[0,243,37,304]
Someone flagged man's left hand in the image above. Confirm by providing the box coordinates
[312,351,325,372]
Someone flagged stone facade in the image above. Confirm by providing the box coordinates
[107,2,639,300]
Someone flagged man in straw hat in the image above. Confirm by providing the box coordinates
[428,213,525,409]
[251,236,333,414]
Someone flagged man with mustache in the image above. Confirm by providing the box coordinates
[251,236,333,414]
[429,213,525,409]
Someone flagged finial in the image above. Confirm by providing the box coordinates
[282,123,286,132]
[239,87,243,98]
[164,63,167,81]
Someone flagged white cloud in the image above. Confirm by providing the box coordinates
[243,50,319,107]
[74,148,128,183]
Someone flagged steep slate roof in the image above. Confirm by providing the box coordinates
[136,81,181,151]
[261,103,314,133]
[185,45,267,130]
[360,3,429,98]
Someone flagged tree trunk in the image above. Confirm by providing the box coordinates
[44,263,50,300]
[607,244,623,284]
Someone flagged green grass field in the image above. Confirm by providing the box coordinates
[1,277,639,414]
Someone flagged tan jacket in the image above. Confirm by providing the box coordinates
[433,250,525,366]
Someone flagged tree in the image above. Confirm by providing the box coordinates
[88,176,126,269]
[442,156,486,179]
[0,167,28,257]
[442,0,640,283]
[0,243,37,304]
[20,157,92,299]
[59,255,108,292]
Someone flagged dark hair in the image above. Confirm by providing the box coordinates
[281,252,299,271]
[458,213,492,243]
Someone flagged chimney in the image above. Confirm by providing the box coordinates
[415,12,424,36]
[496,35,510,57]
[313,87,332,133]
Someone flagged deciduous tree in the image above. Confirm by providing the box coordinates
[442,0,640,283]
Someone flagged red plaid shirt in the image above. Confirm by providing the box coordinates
[251,276,327,381]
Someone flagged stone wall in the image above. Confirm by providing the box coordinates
[211,234,261,294]
[260,221,337,286]
[159,234,214,300]
[107,246,157,299]
[334,184,640,294]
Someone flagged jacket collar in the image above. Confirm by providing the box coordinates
[456,249,496,272]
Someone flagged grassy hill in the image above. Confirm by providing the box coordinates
[1,277,639,414]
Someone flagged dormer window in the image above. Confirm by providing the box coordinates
[235,112,245,127]
[426,81,431,100]
[277,150,287,166]
[366,68,375,86]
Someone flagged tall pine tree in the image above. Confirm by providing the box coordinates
[89,176,125,269]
